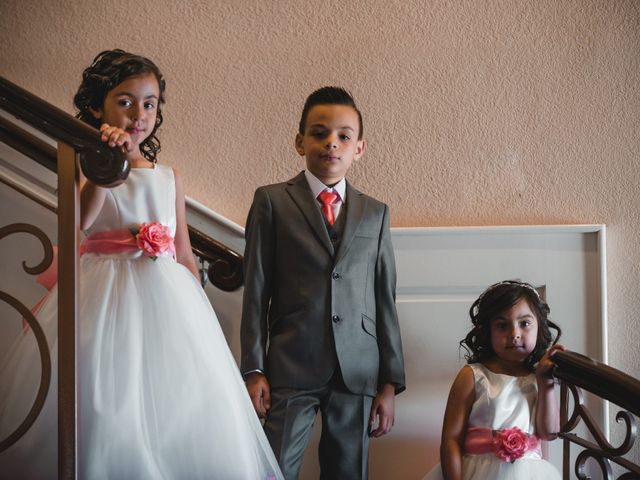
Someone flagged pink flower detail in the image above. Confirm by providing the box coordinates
[494,427,538,463]
[134,222,175,259]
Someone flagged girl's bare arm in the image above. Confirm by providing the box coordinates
[535,344,565,439]
[441,365,475,480]
[80,124,133,230]
[173,168,199,280]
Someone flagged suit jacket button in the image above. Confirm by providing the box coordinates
[332,315,340,323]
[332,272,341,280]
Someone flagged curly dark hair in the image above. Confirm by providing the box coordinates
[460,280,562,370]
[73,49,166,163]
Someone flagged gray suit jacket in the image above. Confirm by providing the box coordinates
[241,172,405,396]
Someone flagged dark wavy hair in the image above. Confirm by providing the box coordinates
[299,86,363,140]
[460,280,562,370]
[73,49,166,163]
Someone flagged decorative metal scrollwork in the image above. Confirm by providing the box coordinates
[554,350,640,479]
[0,223,53,453]
[562,383,638,457]
[1,223,54,276]
[574,448,613,479]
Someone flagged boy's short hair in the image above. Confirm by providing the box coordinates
[299,87,364,140]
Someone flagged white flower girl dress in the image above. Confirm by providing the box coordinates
[423,363,561,480]
[0,165,283,479]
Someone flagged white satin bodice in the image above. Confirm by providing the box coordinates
[421,363,560,479]
[85,165,177,237]
[467,363,537,435]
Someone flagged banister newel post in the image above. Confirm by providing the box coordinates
[57,142,79,480]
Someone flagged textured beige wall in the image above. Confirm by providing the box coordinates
[1,0,638,454]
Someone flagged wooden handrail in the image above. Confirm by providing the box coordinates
[0,76,129,187]
[0,76,244,291]
[552,350,640,417]
[0,115,57,171]
[188,226,243,291]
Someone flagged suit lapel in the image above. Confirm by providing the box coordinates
[335,181,367,265]
[285,172,334,256]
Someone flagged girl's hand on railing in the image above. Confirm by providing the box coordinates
[99,123,134,153]
[536,344,566,381]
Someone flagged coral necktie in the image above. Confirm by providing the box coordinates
[318,190,339,226]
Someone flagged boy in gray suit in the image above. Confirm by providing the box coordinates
[241,87,405,479]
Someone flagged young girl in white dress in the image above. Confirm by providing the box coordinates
[0,49,283,480]
[423,280,564,480]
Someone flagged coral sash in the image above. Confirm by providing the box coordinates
[80,228,139,256]
[464,427,541,459]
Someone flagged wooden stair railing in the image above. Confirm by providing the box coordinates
[188,225,243,291]
[552,350,640,479]
[0,75,243,479]
[0,76,130,186]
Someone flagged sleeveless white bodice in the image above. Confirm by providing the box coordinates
[86,165,177,237]
[467,363,537,435]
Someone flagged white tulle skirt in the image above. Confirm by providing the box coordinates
[422,452,561,480]
[0,253,283,479]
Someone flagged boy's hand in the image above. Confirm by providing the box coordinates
[369,383,396,438]
[244,372,271,418]
[100,123,134,152]
[536,344,566,381]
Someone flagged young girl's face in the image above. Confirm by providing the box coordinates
[91,73,160,149]
[489,297,539,364]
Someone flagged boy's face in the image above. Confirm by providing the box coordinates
[295,104,365,186]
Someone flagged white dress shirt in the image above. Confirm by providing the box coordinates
[304,170,346,221]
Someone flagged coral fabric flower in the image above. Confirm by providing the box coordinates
[494,427,537,463]
[135,222,175,259]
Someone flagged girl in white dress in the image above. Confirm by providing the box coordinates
[423,280,564,480]
[0,49,283,480]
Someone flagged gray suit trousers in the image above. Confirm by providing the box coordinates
[264,370,373,480]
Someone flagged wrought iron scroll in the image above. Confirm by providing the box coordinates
[553,350,640,479]
[0,223,53,452]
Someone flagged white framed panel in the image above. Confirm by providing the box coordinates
[367,225,607,479]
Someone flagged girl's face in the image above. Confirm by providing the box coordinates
[91,73,160,149]
[489,297,539,365]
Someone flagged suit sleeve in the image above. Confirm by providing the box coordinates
[241,187,274,375]
[375,204,406,393]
